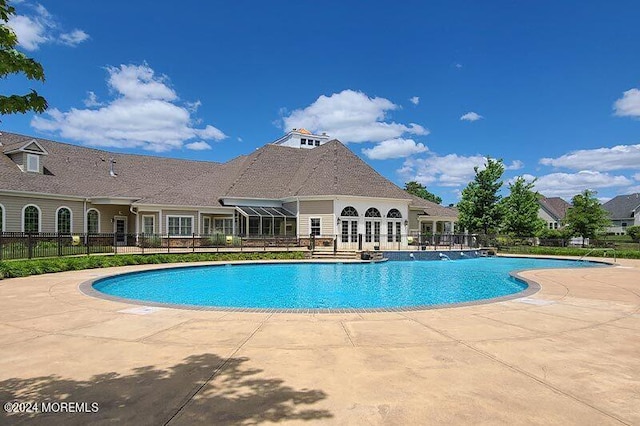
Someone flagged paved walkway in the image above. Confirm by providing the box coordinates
[0,257,638,425]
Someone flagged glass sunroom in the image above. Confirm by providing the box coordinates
[235,206,297,236]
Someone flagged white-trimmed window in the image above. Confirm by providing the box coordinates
[87,209,100,233]
[168,215,193,236]
[214,218,233,234]
[22,204,41,233]
[26,153,40,172]
[310,218,321,236]
[0,203,4,232]
[203,217,211,235]
[142,215,155,234]
[56,207,72,234]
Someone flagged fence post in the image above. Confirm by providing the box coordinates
[167,235,170,253]
[192,233,195,253]
[333,236,337,254]
[0,232,3,261]
[27,233,33,259]
[86,233,90,255]
[114,233,118,255]
[58,233,62,257]
[358,233,362,251]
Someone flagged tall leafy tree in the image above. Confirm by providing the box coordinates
[0,0,48,115]
[404,181,442,204]
[458,157,505,234]
[501,177,545,236]
[563,189,610,246]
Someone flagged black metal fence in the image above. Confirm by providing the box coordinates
[0,232,303,260]
[307,233,479,252]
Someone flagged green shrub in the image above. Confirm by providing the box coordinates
[626,225,640,243]
[0,251,306,280]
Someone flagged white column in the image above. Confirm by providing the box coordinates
[450,221,455,234]
[431,220,436,235]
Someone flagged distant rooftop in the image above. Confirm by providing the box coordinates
[271,129,330,149]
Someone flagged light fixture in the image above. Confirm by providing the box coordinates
[336,218,341,225]
[404,220,409,227]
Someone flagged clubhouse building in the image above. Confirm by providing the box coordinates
[0,129,458,250]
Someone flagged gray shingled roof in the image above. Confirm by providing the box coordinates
[602,193,640,219]
[0,132,457,217]
[538,196,571,221]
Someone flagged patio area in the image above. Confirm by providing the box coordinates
[0,256,638,425]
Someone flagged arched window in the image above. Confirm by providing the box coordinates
[364,208,381,218]
[0,203,4,232]
[87,209,100,233]
[56,207,72,234]
[387,209,402,218]
[22,205,41,233]
[340,206,359,217]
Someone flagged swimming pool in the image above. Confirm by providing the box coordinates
[88,257,604,311]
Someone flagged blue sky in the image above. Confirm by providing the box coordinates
[3,0,640,204]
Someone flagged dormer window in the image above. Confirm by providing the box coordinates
[4,139,48,174]
[26,153,40,172]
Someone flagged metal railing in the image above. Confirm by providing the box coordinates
[307,233,479,252]
[0,232,303,260]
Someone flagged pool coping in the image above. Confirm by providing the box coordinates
[72,257,613,314]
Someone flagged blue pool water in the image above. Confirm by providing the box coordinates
[92,257,602,310]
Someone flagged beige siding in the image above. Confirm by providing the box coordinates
[408,209,421,233]
[8,153,23,169]
[299,214,334,236]
[0,194,84,232]
[86,204,135,233]
[299,200,333,215]
[283,201,297,214]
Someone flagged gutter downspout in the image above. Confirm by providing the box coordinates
[296,197,300,238]
[130,205,138,243]
[83,199,88,233]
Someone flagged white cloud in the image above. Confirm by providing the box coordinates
[455,63,463,69]
[7,14,47,50]
[6,3,89,51]
[237,137,243,142]
[59,29,89,46]
[409,96,420,105]
[362,138,427,160]
[613,88,640,118]
[505,160,524,170]
[522,171,632,198]
[624,185,640,194]
[185,141,212,151]
[540,144,640,171]
[32,63,226,152]
[460,112,483,122]
[633,173,640,181]
[282,89,428,143]
[83,91,102,108]
[399,154,488,187]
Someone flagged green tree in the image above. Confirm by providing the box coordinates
[404,181,442,204]
[458,157,505,234]
[501,176,545,236]
[0,0,47,115]
[563,190,611,247]
[626,225,640,242]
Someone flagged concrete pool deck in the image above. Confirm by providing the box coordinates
[0,256,638,425]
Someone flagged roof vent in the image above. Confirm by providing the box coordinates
[109,157,117,177]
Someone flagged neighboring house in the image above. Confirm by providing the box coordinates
[537,196,571,230]
[0,130,457,250]
[602,193,640,235]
